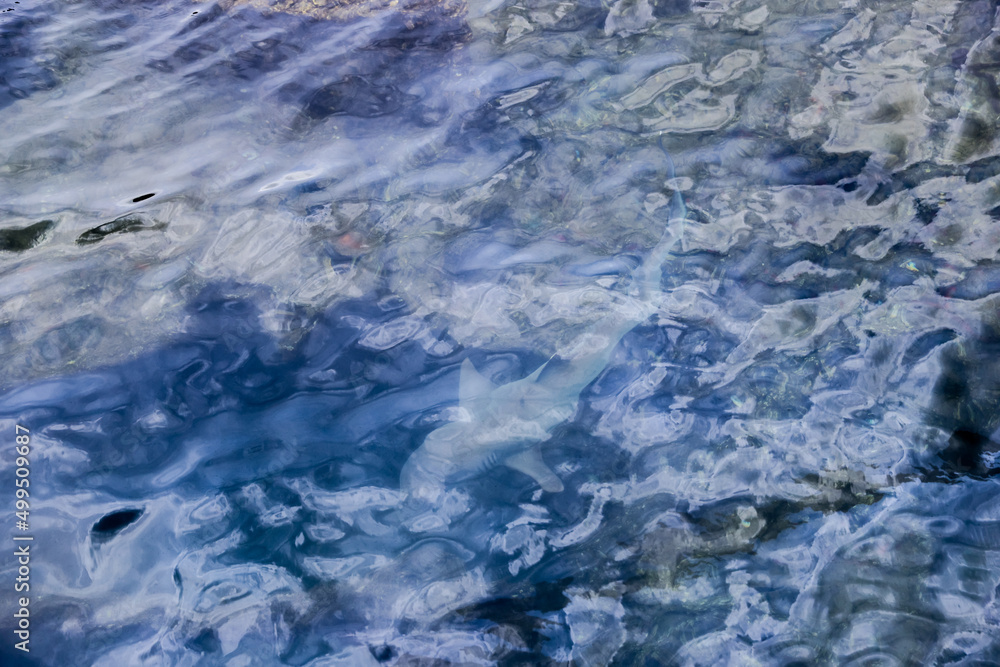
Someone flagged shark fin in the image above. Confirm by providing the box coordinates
[505,446,564,493]
[524,359,550,384]
[459,359,495,407]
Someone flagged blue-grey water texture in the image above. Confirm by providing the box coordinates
[3,0,1000,664]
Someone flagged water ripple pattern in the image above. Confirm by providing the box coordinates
[2,0,1000,664]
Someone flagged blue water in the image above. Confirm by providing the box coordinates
[2,0,1000,664]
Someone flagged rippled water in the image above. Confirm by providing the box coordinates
[2,0,1000,664]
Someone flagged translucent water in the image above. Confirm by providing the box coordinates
[2,0,1000,664]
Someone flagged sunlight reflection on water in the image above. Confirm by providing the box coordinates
[2,0,1000,664]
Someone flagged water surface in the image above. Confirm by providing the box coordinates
[2,0,1000,664]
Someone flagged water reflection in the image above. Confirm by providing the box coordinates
[3,0,1000,664]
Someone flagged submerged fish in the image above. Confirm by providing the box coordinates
[402,149,686,499]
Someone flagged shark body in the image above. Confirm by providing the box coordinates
[401,166,686,499]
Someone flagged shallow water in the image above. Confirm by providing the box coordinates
[2,0,1000,664]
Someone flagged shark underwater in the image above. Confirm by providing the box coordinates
[401,150,687,500]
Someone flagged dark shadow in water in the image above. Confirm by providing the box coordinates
[866,161,963,205]
[0,219,54,251]
[92,508,144,537]
[76,213,164,245]
[277,9,471,134]
[300,76,418,120]
[0,12,59,111]
[448,578,573,665]
[664,226,943,306]
[937,260,1000,300]
[923,300,1000,479]
[762,140,870,187]
[652,0,691,18]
